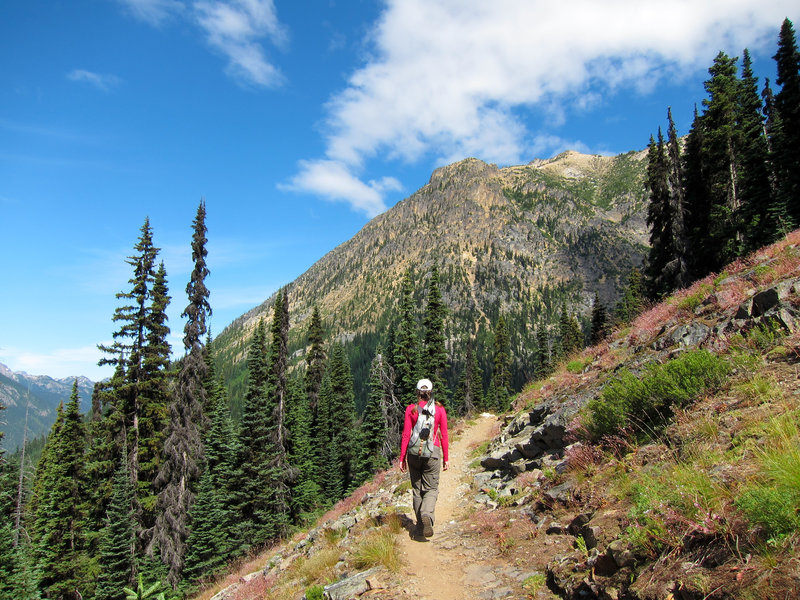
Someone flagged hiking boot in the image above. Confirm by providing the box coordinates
[421,515,434,537]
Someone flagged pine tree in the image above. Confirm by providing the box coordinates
[666,107,690,289]
[392,271,420,406]
[286,377,321,521]
[761,78,790,231]
[149,201,211,588]
[316,344,357,501]
[737,49,778,252]
[683,106,711,280]
[534,324,551,380]
[644,129,675,299]
[773,18,800,225]
[422,266,449,407]
[32,382,88,600]
[590,292,611,345]
[95,446,137,600]
[453,339,483,415]
[97,218,163,533]
[557,301,582,357]
[700,52,744,271]
[263,290,294,540]
[353,349,391,486]
[489,314,512,411]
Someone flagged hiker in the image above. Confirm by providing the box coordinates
[400,378,449,538]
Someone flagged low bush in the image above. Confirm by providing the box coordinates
[586,349,730,441]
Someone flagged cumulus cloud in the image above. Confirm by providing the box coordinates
[290,0,795,214]
[119,0,286,87]
[281,159,402,218]
[194,0,287,87]
[0,344,110,380]
[67,69,122,92]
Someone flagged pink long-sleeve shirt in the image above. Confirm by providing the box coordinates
[400,400,449,462]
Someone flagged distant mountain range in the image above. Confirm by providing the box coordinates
[213,149,650,407]
[0,362,94,452]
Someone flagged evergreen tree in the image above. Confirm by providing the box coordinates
[534,324,551,380]
[316,344,357,501]
[237,318,275,548]
[590,292,611,345]
[305,305,326,416]
[683,106,711,281]
[422,266,449,407]
[700,52,744,271]
[392,271,420,406]
[149,201,211,588]
[666,107,690,289]
[557,301,582,357]
[97,218,165,538]
[263,290,294,540]
[286,377,321,521]
[738,49,778,252]
[453,339,483,415]
[95,446,137,600]
[773,18,800,225]
[761,78,789,230]
[32,382,88,600]
[644,129,675,299]
[489,314,512,411]
[353,349,391,486]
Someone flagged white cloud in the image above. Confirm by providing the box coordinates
[117,0,184,26]
[118,0,286,87]
[281,159,401,218]
[67,69,122,92]
[291,0,795,214]
[194,0,287,87]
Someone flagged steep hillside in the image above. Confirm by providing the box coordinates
[214,150,649,406]
[0,363,93,451]
[197,231,800,600]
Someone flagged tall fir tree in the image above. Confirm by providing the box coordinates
[644,129,675,299]
[557,301,582,358]
[682,106,711,281]
[32,382,88,600]
[95,445,137,600]
[353,349,391,486]
[773,18,800,225]
[534,323,552,380]
[263,290,294,540]
[149,201,211,588]
[237,320,273,548]
[488,314,512,411]
[315,344,358,501]
[700,52,744,271]
[421,266,449,407]
[590,292,611,345]
[97,217,165,534]
[286,377,321,521]
[665,107,690,289]
[453,339,483,415]
[392,270,420,407]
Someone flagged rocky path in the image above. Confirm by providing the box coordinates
[391,414,532,600]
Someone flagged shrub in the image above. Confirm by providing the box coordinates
[736,415,800,541]
[586,350,729,440]
[305,584,324,600]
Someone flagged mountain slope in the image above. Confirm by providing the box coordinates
[214,150,649,403]
[0,363,94,451]
[198,230,800,600]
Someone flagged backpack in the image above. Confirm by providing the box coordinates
[406,398,438,458]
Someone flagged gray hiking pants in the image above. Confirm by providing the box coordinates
[407,445,442,526]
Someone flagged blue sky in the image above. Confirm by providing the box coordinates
[0,0,796,381]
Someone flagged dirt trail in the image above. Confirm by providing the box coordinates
[393,413,521,600]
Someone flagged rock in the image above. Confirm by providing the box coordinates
[751,287,780,316]
[546,521,567,535]
[323,567,383,600]
[543,480,575,505]
[568,512,593,536]
[607,540,636,568]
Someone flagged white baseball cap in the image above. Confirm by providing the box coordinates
[416,378,433,391]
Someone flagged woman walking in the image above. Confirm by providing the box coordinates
[400,378,449,538]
